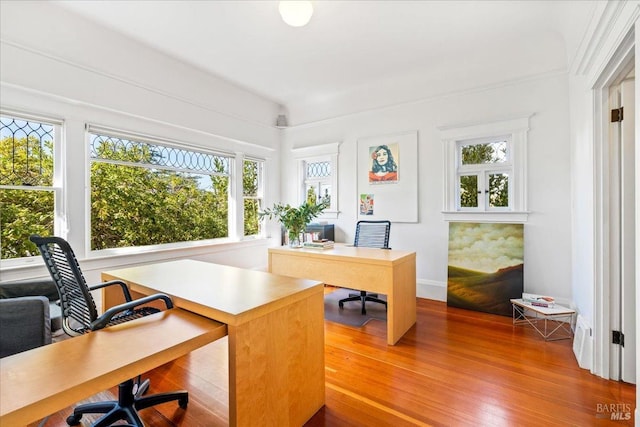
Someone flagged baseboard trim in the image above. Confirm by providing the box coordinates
[417,279,446,302]
[572,314,593,371]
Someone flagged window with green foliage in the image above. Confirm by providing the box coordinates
[293,142,340,219]
[304,160,332,206]
[0,113,60,260]
[441,116,529,221]
[457,137,510,210]
[243,159,263,236]
[2,115,266,262]
[89,128,231,251]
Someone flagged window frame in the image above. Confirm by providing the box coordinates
[303,159,332,204]
[0,110,65,267]
[441,116,530,223]
[456,135,512,212]
[292,142,340,219]
[242,156,264,238]
[87,123,236,255]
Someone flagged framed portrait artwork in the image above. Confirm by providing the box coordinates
[368,143,399,183]
[357,131,418,222]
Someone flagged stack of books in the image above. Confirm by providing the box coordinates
[302,239,335,249]
[522,292,555,308]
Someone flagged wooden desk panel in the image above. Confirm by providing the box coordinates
[229,290,324,426]
[102,260,325,427]
[0,309,226,427]
[268,244,416,345]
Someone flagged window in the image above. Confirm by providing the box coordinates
[293,142,340,219]
[441,116,530,222]
[304,160,332,206]
[457,136,510,210]
[0,112,62,260]
[89,125,232,251]
[243,158,263,236]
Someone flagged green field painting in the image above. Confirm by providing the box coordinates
[447,222,524,316]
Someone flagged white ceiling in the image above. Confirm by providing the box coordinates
[53,0,595,125]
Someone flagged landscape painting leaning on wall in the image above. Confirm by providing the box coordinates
[447,222,524,316]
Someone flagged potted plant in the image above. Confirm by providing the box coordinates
[259,200,329,247]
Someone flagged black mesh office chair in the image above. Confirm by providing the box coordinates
[29,235,189,427]
[338,220,391,315]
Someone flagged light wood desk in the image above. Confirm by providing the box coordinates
[102,259,325,427]
[0,309,226,427]
[268,244,416,345]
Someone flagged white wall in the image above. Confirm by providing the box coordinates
[568,72,596,335]
[282,73,573,303]
[0,1,281,282]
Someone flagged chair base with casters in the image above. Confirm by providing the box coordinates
[338,220,392,316]
[339,290,387,315]
[66,378,188,427]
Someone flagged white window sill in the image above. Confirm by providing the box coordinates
[0,238,271,277]
[442,211,529,223]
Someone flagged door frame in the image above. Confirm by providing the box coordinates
[607,74,636,382]
[592,30,635,380]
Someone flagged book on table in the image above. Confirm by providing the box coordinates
[303,240,335,249]
[522,292,555,308]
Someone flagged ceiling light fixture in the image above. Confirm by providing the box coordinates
[279,1,313,27]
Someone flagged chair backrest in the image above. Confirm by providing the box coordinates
[29,235,98,336]
[354,220,391,249]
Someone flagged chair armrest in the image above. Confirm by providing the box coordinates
[88,280,133,302]
[90,293,174,331]
[0,296,52,358]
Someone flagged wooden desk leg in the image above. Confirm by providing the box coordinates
[388,256,417,345]
[227,290,325,427]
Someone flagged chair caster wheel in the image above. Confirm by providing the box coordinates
[179,396,189,409]
[66,413,82,426]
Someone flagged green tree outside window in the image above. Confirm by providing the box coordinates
[90,136,230,250]
[1,125,56,258]
[459,142,509,209]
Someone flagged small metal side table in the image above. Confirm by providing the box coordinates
[510,299,576,341]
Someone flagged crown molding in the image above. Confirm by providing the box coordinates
[571,0,639,78]
[1,81,276,153]
[0,37,276,131]
[286,68,566,130]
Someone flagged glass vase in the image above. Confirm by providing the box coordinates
[287,230,303,248]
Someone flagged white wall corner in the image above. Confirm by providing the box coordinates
[573,314,593,371]
[417,279,447,302]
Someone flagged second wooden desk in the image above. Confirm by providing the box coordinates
[268,244,416,345]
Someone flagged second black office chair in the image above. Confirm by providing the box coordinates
[338,220,391,315]
[29,235,188,427]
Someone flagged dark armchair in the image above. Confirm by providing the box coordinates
[0,278,62,332]
[0,295,51,358]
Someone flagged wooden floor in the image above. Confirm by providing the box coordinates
[31,296,635,426]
